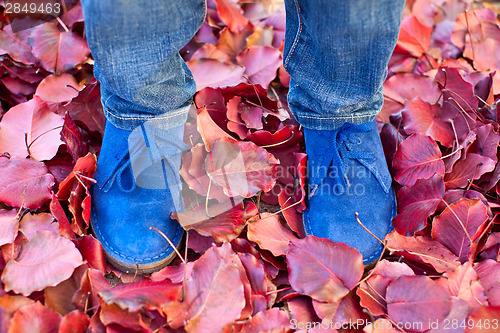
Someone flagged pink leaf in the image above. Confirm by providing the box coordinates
[9,302,61,333]
[35,74,82,104]
[2,230,83,296]
[247,213,298,256]
[165,243,246,332]
[287,236,364,303]
[432,198,490,261]
[402,98,454,147]
[31,23,90,73]
[237,46,282,89]
[0,156,55,209]
[392,174,445,235]
[393,133,445,187]
[0,209,19,247]
[187,59,245,91]
[206,138,279,198]
[99,280,181,312]
[213,0,249,33]
[387,276,452,332]
[0,96,64,160]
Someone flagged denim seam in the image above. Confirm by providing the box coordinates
[105,106,190,121]
[297,112,379,120]
[283,0,302,70]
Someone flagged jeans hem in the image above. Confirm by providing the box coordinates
[294,112,379,130]
[104,102,192,131]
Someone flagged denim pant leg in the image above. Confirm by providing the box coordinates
[283,0,405,130]
[81,0,206,131]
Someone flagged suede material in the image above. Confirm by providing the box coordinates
[303,121,396,265]
[91,121,183,270]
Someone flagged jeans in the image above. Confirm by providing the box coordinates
[82,0,405,131]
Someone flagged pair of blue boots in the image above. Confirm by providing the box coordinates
[91,119,396,273]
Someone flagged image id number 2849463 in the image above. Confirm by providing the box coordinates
[4,1,61,15]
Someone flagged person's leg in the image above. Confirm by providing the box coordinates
[82,0,205,130]
[283,0,405,265]
[82,0,205,273]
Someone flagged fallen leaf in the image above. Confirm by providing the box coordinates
[2,230,83,296]
[392,174,445,235]
[287,236,363,303]
[432,199,489,261]
[31,22,90,73]
[247,213,297,256]
[386,275,452,332]
[0,96,64,160]
[9,302,61,333]
[393,133,445,186]
[0,156,55,209]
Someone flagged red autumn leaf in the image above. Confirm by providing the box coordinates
[213,0,249,33]
[393,133,445,187]
[238,252,275,314]
[18,212,58,240]
[444,154,496,189]
[218,83,279,115]
[49,193,76,240]
[469,124,500,163]
[165,243,246,333]
[196,106,234,152]
[226,96,250,139]
[237,46,282,89]
[35,73,81,104]
[287,296,321,330]
[150,262,194,283]
[439,261,487,309]
[173,201,256,243]
[0,25,36,64]
[432,198,490,261]
[74,235,107,272]
[206,138,279,198]
[57,153,97,235]
[31,22,90,73]
[72,268,111,312]
[383,73,441,105]
[385,232,460,273]
[44,265,87,316]
[240,308,291,333]
[61,112,87,162]
[0,209,18,247]
[287,236,364,303]
[247,213,298,256]
[1,230,83,296]
[99,280,181,312]
[0,156,55,209]
[402,98,454,147]
[397,16,433,57]
[9,302,61,333]
[435,66,479,114]
[474,259,500,307]
[65,80,106,134]
[58,310,90,333]
[386,275,452,332]
[392,174,445,235]
[187,59,245,91]
[99,303,146,331]
[465,306,500,333]
[0,96,64,160]
[180,143,227,201]
[357,274,392,316]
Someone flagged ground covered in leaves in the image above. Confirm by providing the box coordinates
[0,0,500,332]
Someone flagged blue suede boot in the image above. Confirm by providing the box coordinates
[303,121,396,266]
[91,120,186,274]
